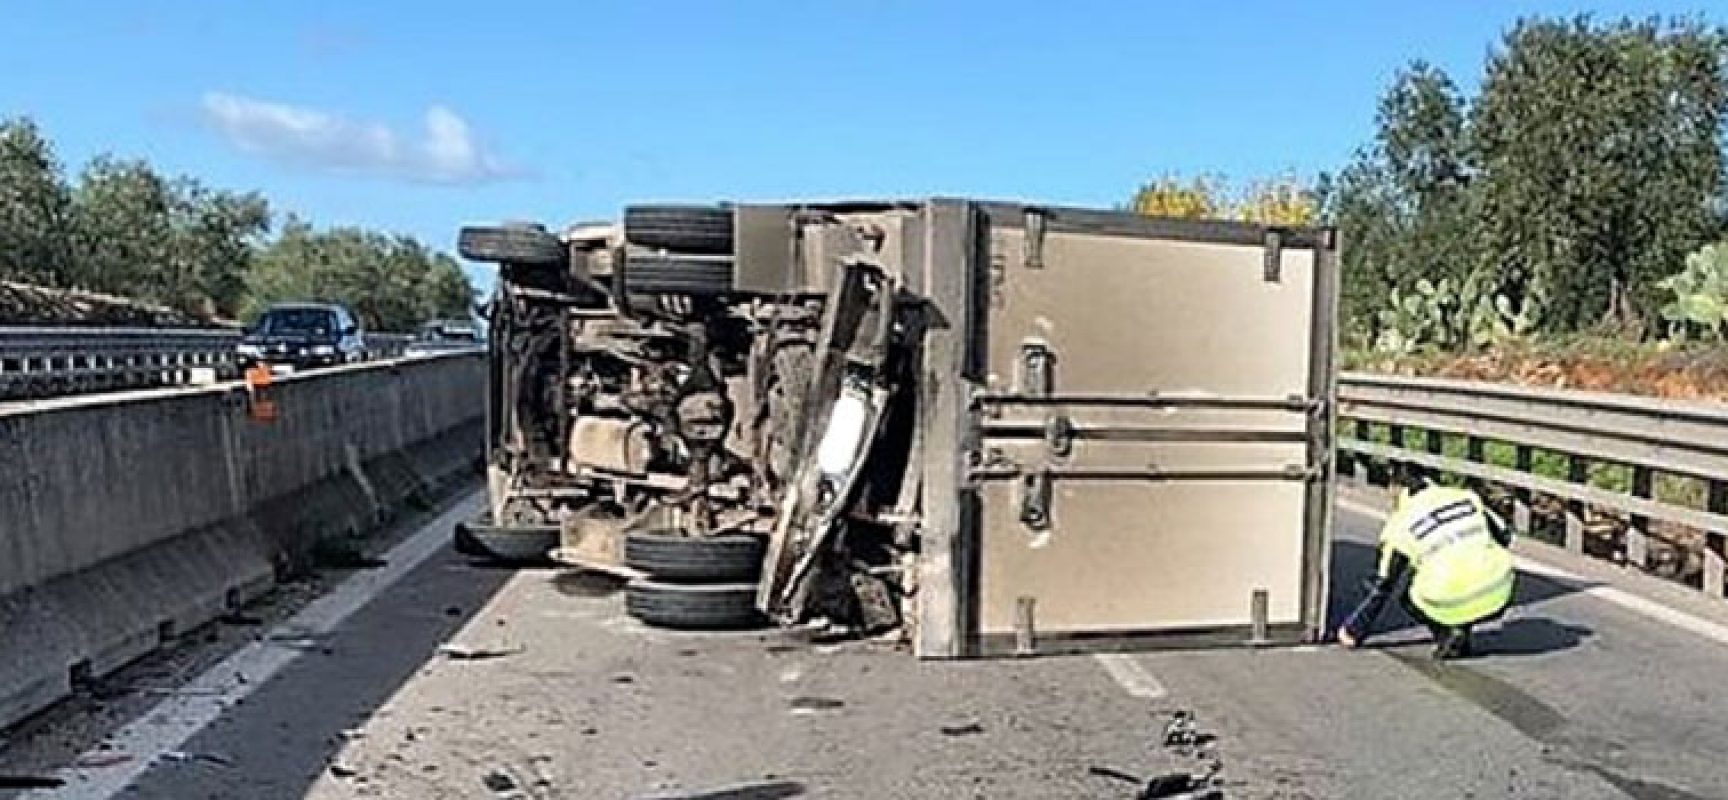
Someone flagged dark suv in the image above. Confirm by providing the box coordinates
[237,303,367,370]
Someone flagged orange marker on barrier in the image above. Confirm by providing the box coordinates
[245,363,278,422]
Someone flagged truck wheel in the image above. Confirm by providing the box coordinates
[624,205,734,254]
[625,580,764,630]
[621,253,734,295]
[624,530,765,582]
[458,223,564,266]
[454,517,559,563]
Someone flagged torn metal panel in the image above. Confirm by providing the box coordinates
[757,259,900,623]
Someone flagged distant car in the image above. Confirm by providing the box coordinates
[236,303,368,370]
[404,318,485,357]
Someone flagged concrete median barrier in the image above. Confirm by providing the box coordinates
[0,354,483,729]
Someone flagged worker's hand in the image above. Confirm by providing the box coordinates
[1336,627,1359,649]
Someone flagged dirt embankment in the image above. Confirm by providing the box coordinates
[0,280,226,328]
[1352,345,1728,404]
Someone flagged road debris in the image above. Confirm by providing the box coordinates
[788,696,845,715]
[161,751,232,767]
[1088,764,1222,799]
[652,780,808,800]
[140,686,225,697]
[265,632,335,653]
[339,728,367,741]
[0,775,66,789]
[329,763,360,779]
[939,722,985,737]
[1162,710,1201,747]
[73,753,135,768]
[481,769,519,792]
[437,643,524,661]
[218,612,264,626]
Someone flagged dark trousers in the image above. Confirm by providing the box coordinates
[1398,588,1473,658]
[1342,552,1475,658]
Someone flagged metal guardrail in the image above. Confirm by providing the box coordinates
[1338,372,1728,601]
[0,327,417,401]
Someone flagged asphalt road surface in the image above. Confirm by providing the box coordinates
[9,486,1728,799]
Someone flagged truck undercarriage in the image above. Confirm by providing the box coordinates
[456,200,1340,658]
[457,206,925,635]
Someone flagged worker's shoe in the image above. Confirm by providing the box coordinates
[1432,629,1473,660]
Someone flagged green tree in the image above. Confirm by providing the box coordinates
[1333,62,1475,346]
[0,118,75,286]
[1470,17,1728,336]
[172,182,270,318]
[246,219,475,331]
[72,156,175,300]
[420,255,477,319]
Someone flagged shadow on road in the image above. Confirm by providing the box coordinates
[1329,539,1593,657]
[120,544,518,799]
[1478,617,1594,657]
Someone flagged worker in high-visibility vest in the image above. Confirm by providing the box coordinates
[1337,461,1516,659]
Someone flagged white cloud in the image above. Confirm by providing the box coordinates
[199,92,523,185]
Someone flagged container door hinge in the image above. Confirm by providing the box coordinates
[1023,208,1047,269]
[1044,414,1075,458]
[1019,470,1053,531]
[1018,340,1054,397]
[1263,229,1284,283]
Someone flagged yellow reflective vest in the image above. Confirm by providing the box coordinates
[1379,486,1515,626]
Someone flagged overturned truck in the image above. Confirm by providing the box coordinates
[455,200,1339,658]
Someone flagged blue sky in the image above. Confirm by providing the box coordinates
[0,1,1720,289]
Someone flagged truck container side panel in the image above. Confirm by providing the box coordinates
[977,480,1309,632]
[982,232,1314,396]
[969,215,1325,649]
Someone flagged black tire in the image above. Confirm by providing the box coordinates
[458,224,564,266]
[624,530,765,582]
[454,517,559,563]
[625,580,764,630]
[624,205,734,254]
[622,253,734,295]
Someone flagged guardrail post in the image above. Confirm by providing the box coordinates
[1626,467,1652,570]
[1708,481,1727,600]
[1378,425,1404,488]
[1464,436,1486,496]
[1565,457,1588,554]
[1342,419,1369,482]
[1513,446,1534,534]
